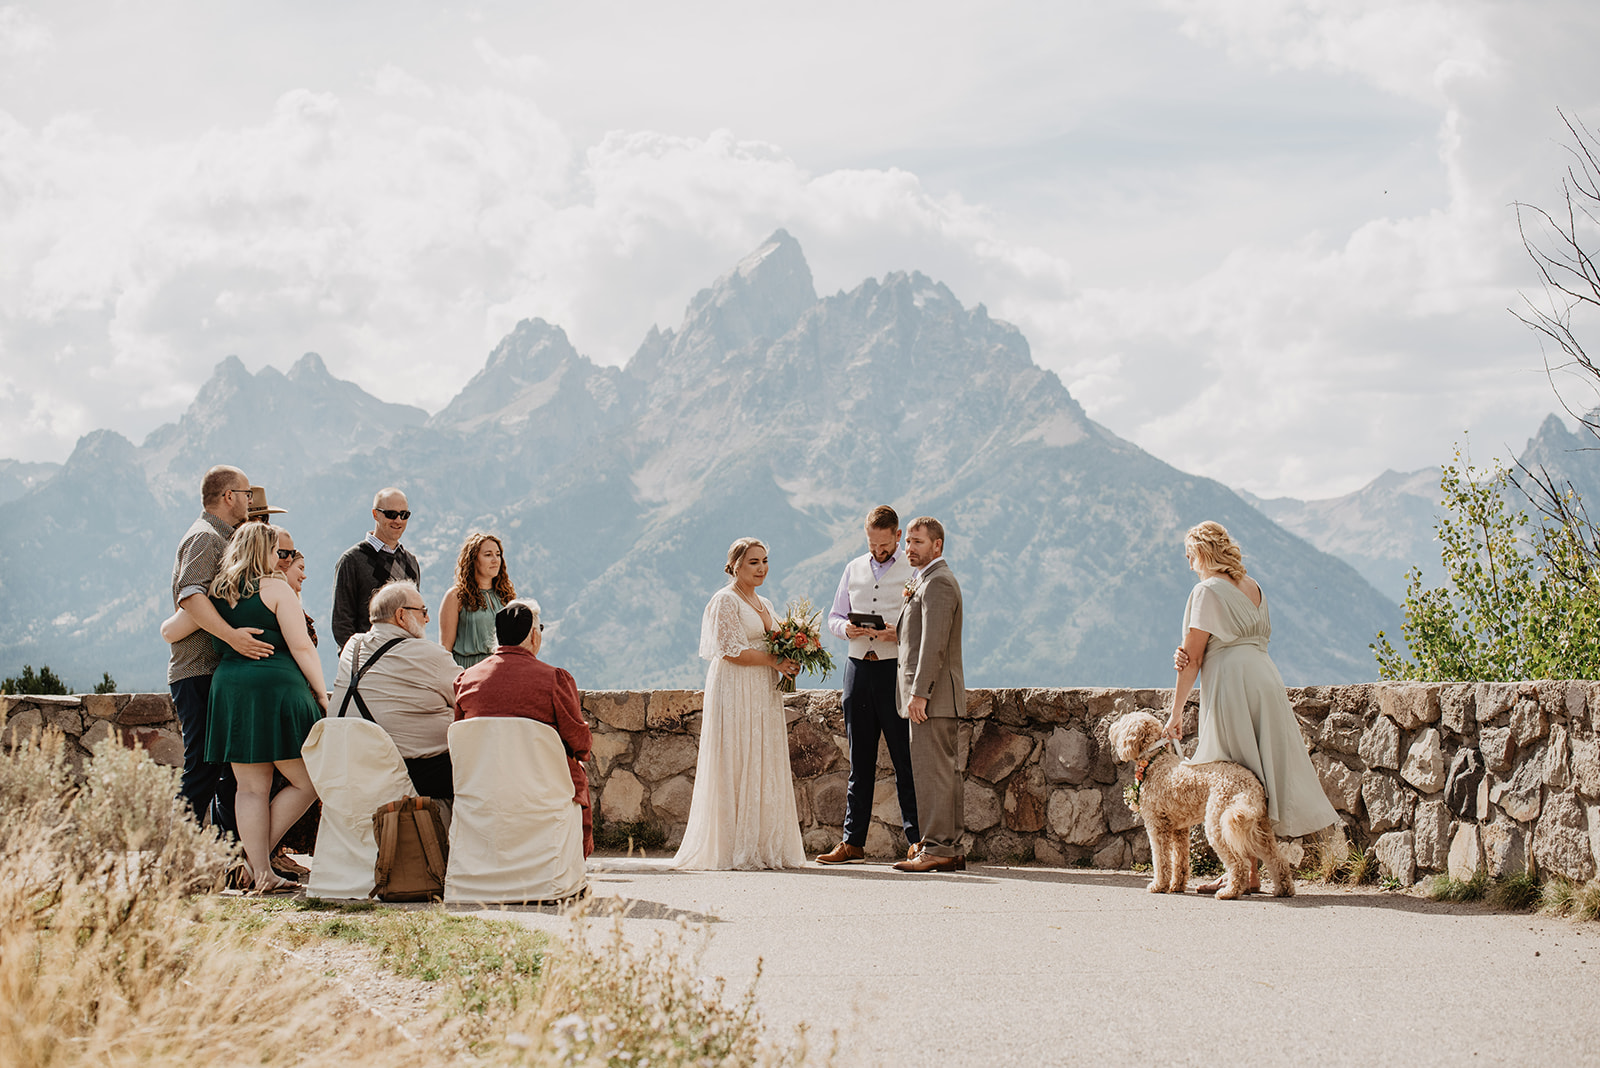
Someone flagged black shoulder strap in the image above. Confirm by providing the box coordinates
[337,636,408,722]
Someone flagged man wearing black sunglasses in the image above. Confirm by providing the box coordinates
[332,486,422,649]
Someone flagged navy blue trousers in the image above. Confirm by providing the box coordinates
[170,674,235,833]
[841,656,919,847]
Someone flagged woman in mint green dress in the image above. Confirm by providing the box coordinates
[1164,521,1338,893]
[438,532,516,668]
[206,523,327,893]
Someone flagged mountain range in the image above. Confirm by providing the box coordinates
[0,231,1404,691]
[1242,413,1600,602]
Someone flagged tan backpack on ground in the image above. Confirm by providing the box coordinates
[370,796,449,902]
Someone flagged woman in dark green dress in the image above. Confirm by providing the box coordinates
[437,531,517,668]
[206,523,327,892]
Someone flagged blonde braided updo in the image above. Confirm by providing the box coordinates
[1184,521,1246,581]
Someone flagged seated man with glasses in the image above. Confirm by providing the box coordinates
[332,487,422,650]
[329,580,463,800]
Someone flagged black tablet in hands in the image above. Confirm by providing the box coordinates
[847,612,887,630]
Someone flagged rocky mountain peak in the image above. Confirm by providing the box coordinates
[191,354,252,407]
[63,428,137,471]
[678,229,817,351]
[286,352,333,384]
[0,236,1404,693]
[430,318,597,432]
[1520,412,1600,504]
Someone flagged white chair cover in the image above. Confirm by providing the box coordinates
[301,718,415,899]
[444,717,587,903]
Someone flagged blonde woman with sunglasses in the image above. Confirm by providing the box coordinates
[160,527,310,643]
[204,523,327,893]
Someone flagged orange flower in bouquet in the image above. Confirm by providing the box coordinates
[765,598,836,693]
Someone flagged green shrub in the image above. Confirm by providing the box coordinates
[1540,877,1600,921]
[1428,869,1549,912]
[1487,870,1543,911]
[1301,839,1377,885]
[1188,826,1222,876]
[1373,448,1600,681]
[593,818,668,851]
[1,663,72,695]
[1427,869,1489,902]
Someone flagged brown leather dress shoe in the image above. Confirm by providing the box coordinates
[816,842,865,864]
[893,852,966,873]
[907,843,921,860]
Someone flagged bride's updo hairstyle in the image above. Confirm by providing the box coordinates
[1185,521,1246,581]
[724,537,767,579]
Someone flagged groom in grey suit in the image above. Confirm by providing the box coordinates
[893,516,967,873]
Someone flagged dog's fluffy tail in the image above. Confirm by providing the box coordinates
[1220,798,1295,896]
[1221,802,1273,861]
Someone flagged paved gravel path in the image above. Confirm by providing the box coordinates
[459,859,1600,1067]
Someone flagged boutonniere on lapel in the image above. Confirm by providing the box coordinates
[903,577,918,602]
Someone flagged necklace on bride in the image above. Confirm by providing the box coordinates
[734,583,767,619]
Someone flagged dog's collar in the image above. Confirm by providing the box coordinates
[1124,738,1178,816]
[1138,737,1178,761]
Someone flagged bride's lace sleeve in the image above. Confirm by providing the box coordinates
[699,589,752,660]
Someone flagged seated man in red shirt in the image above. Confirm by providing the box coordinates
[453,599,594,855]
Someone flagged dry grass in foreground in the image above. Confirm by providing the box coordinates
[0,721,823,1067]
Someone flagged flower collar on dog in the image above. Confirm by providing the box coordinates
[1123,737,1179,815]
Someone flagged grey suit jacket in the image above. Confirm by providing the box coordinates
[896,558,965,719]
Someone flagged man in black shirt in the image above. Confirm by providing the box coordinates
[332,486,422,649]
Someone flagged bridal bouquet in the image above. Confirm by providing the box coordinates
[766,598,836,693]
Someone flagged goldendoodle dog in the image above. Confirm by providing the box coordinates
[1108,710,1294,899]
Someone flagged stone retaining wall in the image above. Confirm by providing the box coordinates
[6,681,1599,886]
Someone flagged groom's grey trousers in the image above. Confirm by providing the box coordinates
[910,717,962,857]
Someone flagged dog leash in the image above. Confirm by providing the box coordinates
[1125,737,1180,814]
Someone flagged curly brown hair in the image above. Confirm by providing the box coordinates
[453,532,516,612]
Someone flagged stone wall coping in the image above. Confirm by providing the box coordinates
[6,682,1599,884]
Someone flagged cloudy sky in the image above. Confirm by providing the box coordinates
[3,0,1599,498]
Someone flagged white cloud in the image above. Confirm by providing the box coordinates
[473,39,547,84]
[3,1,1600,504]
[0,70,1072,462]
[0,5,52,59]
[1160,0,1497,104]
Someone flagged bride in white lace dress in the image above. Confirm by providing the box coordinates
[672,538,807,870]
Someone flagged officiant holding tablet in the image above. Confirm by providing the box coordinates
[815,505,920,864]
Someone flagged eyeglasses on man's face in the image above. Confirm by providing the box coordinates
[400,604,430,620]
[377,508,412,521]
[276,548,303,561]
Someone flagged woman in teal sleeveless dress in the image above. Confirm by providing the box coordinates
[438,532,516,668]
[1164,521,1338,893]
[206,523,327,893]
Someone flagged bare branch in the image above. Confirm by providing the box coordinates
[1512,109,1600,449]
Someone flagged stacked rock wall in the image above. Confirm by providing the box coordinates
[6,681,1599,885]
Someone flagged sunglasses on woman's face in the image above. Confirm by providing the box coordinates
[276,549,303,561]
[377,509,412,520]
